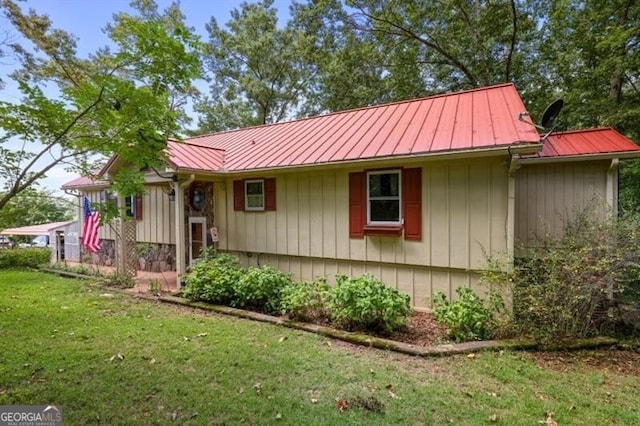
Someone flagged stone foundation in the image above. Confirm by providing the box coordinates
[137,243,176,272]
[88,239,176,272]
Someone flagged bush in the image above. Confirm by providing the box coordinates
[105,273,136,288]
[433,287,500,342]
[509,211,640,343]
[0,248,50,269]
[328,274,411,334]
[232,265,292,315]
[182,253,242,304]
[281,278,330,322]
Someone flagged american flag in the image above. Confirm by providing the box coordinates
[82,196,102,253]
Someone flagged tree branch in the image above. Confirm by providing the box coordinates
[505,0,517,81]
[350,8,480,86]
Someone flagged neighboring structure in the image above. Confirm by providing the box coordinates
[62,84,640,309]
[0,221,77,264]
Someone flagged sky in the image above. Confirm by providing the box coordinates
[0,0,292,195]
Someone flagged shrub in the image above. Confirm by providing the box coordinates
[0,248,50,269]
[232,265,292,315]
[182,253,242,304]
[509,210,640,343]
[280,278,330,322]
[433,287,500,342]
[105,273,136,288]
[328,274,411,334]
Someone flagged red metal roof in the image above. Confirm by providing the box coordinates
[184,83,541,171]
[527,128,640,159]
[61,175,108,189]
[1,221,74,236]
[165,140,225,171]
[64,85,640,189]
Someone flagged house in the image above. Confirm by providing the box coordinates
[0,220,77,263]
[62,84,640,309]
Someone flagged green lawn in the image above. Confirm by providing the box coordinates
[1,270,639,425]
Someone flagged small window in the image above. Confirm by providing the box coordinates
[245,179,264,211]
[367,170,401,224]
[123,195,143,220]
[124,195,136,217]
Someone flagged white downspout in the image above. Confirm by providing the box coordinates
[507,153,520,268]
[175,174,195,282]
[606,158,619,218]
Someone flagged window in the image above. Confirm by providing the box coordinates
[233,178,276,212]
[245,179,264,211]
[349,168,422,240]
[124,195,143,220]
[367,170,401,224]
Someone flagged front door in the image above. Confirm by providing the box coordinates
[188,217,207,265]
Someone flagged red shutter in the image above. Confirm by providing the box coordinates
[349,172,366,238]
[402,167,422,240]
[134,195,143,221]
[233,180,245,211]
[264,178,276,211]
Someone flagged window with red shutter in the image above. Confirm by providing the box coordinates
[349,167,422,239]
[124,195,143,220]
[233,178,276,212]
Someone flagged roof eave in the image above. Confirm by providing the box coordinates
[520,151,640,164]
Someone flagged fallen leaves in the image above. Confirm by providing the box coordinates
[540,411,558,426]
[253,382,262,396]
[336,399,350,412]
[109,352,125,362]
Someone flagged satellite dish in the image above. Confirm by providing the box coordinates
[540,99,564,129]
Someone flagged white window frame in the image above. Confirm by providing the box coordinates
[124,195,136,217]
[244,179,265,211]
[367,170,402,225]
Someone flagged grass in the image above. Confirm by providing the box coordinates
[0,270,639,425]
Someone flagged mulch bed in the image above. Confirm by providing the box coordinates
[388,311,450,347]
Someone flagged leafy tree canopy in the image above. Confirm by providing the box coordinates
[0,187,73,231]
[0,0,203,211]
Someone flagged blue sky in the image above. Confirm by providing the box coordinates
[0,0,292,194]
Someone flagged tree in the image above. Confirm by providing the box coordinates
[285,0,546,114]
[194,0,314,133]
[532,0,640,211]
[289,0,388,115]
[0,187,73,231]
[0,0,202,211]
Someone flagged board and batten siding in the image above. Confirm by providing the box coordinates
[515,160,612,250]
[215,157,510,309]
[87,185,175,245]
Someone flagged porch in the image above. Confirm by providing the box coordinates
[65,261,179,294]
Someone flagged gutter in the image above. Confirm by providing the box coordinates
[519,151,640,164]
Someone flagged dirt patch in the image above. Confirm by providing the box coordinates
[388,311,449,347]
[531,348,640,376]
